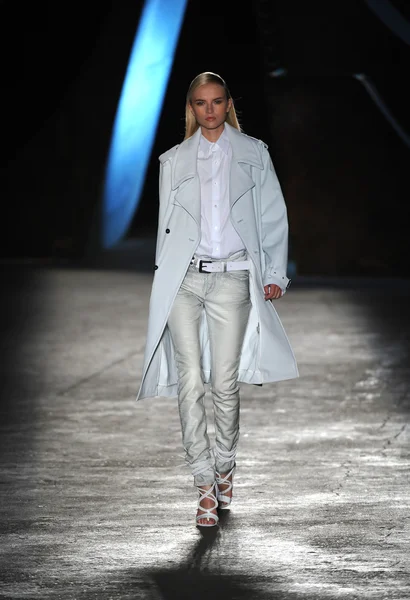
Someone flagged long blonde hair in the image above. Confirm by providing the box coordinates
[184,72,241,140]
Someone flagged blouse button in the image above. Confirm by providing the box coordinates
[166,228,170,233]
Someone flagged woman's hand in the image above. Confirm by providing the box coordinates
[264,284,282,301]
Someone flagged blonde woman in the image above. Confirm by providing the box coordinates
[137,72,299,527]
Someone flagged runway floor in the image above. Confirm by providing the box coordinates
[1,247,409,599]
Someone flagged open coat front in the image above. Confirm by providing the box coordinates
[136,123,299,401]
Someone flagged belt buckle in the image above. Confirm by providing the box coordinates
[199,260,212,273]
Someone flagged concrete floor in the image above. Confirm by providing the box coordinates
[0,245,409,599]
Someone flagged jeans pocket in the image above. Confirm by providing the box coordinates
[226,270,249,281]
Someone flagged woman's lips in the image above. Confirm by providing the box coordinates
[205,117,215,121]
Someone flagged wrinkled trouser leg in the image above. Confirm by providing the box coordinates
[167,264,251,486]
[167,269,214,486]
[205,270,251,475]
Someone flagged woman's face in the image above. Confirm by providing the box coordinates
[189,83,232,131]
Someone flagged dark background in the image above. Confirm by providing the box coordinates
[1,0,409,276]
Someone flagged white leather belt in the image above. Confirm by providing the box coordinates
[190,256,250,273]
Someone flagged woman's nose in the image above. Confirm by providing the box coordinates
[206,104,213,113]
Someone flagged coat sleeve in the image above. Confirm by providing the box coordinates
[259,143,291,294]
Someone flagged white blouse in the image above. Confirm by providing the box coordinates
[195,127,245,259]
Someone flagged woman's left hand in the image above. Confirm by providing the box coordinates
[264,284,282,301]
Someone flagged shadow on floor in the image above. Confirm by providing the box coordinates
[73,511,319,600]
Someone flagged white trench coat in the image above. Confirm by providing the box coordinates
[136,122,299,401]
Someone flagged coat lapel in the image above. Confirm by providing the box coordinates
[229,161,255,208]
[170,122,264,221]
[171,128,201,224]
[224,123,263,207]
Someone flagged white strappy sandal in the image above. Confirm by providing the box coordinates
[196,482,219,527]
[216,466,235,509]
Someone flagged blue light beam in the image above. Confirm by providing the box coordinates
[102,0,187,249]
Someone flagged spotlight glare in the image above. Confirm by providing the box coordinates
[102,0,188,249]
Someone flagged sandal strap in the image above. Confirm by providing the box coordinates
[196,482,219,524]
[216,465,235,490]
[197,482,218,509]
[196,510,219,524]
[216,466,235,504]
[217,493,232,504]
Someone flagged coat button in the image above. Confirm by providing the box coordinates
[166,228,170,233]
[154,265,158,270]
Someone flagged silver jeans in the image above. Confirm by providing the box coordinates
[167,251,251,486]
